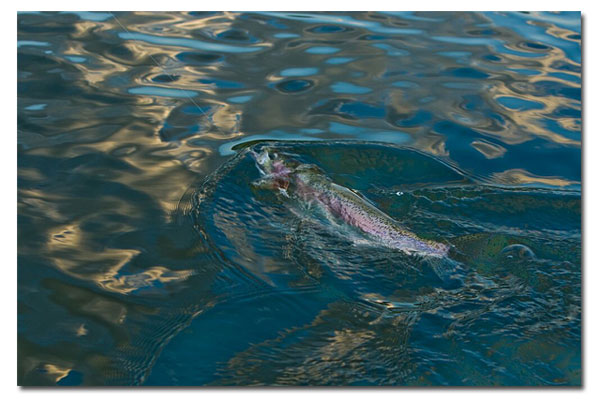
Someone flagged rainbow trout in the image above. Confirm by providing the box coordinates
[250,147,449,258]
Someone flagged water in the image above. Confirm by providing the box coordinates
[17,11,581,386]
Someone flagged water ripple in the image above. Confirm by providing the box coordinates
[118,32,266,53]
[18,11,580,386]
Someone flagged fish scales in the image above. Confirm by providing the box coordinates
[251,147,449,257]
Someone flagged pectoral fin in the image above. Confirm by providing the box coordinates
[251,176,290,197]
[251,176,278,190]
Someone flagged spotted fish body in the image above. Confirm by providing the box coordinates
[251,147,449,258]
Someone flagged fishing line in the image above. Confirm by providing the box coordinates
[109,11,230,138]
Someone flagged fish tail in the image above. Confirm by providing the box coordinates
[425,256,463,288]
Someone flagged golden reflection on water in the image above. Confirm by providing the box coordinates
[203,105,244,139]
[218,300,413,385]
[52,15,249,214]
[101,266,194,294]
[47,223,193,294]
[76,323,88,337]
[62,10,581,168]
[50,246,140,294]
[166,11,239,32]
[493,168,578,187]
[42,364,72,382]
[18,167,45,181]
[415,134,449,158]
[471,139,507,159]
[485,85,579,147]
[17,11,580,385]
[483,36,580,146]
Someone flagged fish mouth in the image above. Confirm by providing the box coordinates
[250,147,294,178]
[249,148,272,175]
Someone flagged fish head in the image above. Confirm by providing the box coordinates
[250,148,272,174]
[251,148,294,176]
[250,146,329,197]
[250,147,297,193]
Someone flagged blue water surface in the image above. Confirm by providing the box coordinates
[17,11,581,386]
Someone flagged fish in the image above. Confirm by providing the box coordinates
[250,146,450,258]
